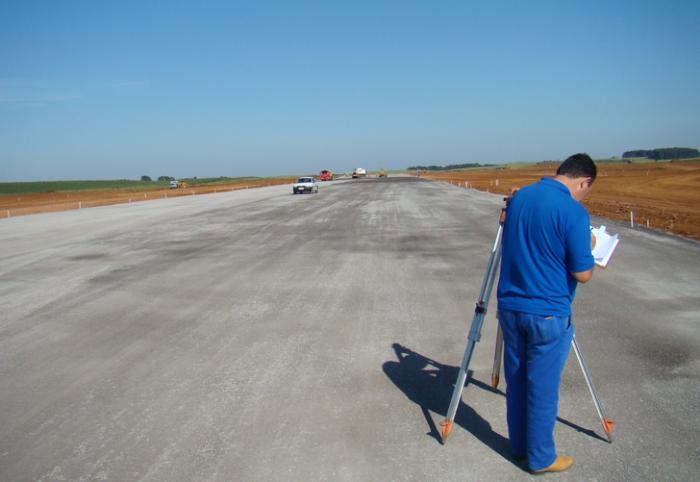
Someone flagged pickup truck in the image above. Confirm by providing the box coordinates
[292,177,319,194]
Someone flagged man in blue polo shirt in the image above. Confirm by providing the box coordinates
[497,153,596,474]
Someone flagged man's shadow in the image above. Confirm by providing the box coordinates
[382,343,606,469]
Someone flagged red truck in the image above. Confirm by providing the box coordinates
[319,170,333,181]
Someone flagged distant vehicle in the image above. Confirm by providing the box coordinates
[352,168,367,178]
[293,177,319,194]
[319,170,333,181]
[169,180,189,188]
[378,170,387,178]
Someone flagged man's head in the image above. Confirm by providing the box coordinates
[555,153,597,201]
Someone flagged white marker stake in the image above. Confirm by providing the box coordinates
[79,202,82,209]
[630,211,634,228]
[646,219,650,228]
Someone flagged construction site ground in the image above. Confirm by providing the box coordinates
[1,179,698,481]
[4,161,700,242]
[421,160,700,240]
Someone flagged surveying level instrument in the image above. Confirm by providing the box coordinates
[439,190,615,444]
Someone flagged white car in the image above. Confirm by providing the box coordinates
[352,168,367,178]
[292,177,319,194]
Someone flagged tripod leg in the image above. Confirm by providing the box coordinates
[571,335,615,442]
[439,326,482,443]
[440,226,503,444]
[491,324,504,389]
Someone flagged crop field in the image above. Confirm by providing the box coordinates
[0,177,296,217]
[0,179,175,194]
[420,160,700,240]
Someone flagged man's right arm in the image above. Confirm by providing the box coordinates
[566,209,595,283]
[572,231,596,283]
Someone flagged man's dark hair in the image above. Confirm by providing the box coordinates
[556,153,597,181]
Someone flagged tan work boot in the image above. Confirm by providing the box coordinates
[531,455,574,474]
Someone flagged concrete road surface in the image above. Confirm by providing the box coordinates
[1,178,699,481]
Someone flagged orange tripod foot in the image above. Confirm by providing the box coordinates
[602,418,615,442]
[439,420,453,444]
[491,375,500,389]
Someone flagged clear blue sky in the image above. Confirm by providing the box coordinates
[2,1,699,181]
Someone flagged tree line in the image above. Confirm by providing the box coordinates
[407,162,494,171]
[622,147,699,160]
[140,176,176,182]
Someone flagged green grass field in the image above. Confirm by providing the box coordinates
[0,176,276,195]
[0,180,173,195]
[179,176,265,186]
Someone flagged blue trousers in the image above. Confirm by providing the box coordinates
[498,309,573,471]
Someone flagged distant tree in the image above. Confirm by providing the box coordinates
[622,150,649,159]
[141,175,152,182]
[407,162,493,171]
[157,176,174,181]
[653,147,699,159]
[623,147,699,160]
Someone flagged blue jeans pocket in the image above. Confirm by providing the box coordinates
[531,314,570,344]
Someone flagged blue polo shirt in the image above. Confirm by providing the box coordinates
[497,177,594,317]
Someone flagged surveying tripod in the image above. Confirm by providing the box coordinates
[439,191,615,444]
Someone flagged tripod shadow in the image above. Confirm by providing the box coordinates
[383,343,608,455]
[382,343,523,469]
[468,372,608,443]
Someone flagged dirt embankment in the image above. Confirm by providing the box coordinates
[0,178,295,218]
[421,161,700,240]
